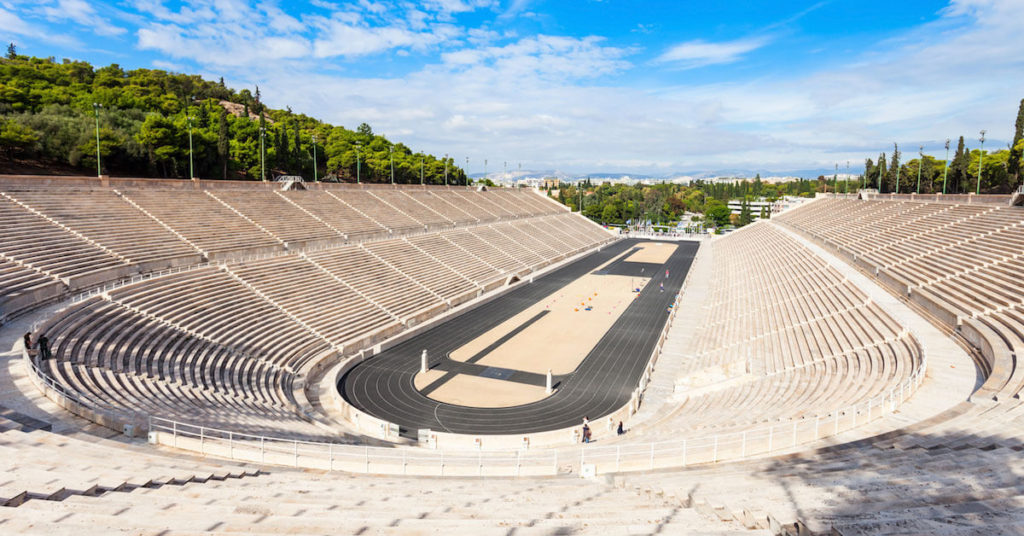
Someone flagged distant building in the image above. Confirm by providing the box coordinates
[728,199,773,221]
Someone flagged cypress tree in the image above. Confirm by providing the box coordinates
[950,136,968,194]
[877,153,887,191]
[1008,98,1024,185]
[888,143,901,193]
[217,107,229,180]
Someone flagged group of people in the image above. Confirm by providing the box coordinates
[22,332,51,360]
[580,416,626,444]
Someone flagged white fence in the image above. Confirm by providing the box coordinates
[22,277,928,478]
[141,357,923,476]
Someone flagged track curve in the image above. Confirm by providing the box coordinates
[339,238,699,435]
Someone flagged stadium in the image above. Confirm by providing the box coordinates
[1,173,1023,534]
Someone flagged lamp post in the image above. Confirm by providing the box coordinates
[846,161,850,194]
[389,145,394,185]
[444,153,448,186]
[259,126,266,182]
[942,138,950,195]
[355,141,361,184]
[503,161,507,182]
[465,157,469,185]
[921,146,929,194]
[92,103,102,177]
[976,130,986,195]
[311,135,318,183]
[420,158,424,185]
[834,163,838,196]
[484,159,488,186]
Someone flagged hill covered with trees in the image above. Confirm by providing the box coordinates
[0,48,465,183]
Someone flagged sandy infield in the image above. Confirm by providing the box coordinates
[413,242,673,407]
[624,242,678,264]
[446,243,670,375]
[424,374,551,407]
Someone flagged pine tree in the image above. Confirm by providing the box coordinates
[218,76,226,88]
[217,107,229,180]
[6,43,16,59]
[1008,98,1024,185]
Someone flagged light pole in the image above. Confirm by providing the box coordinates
[503,161,507,182]
[444,153,448,186]
[484,159,488,185]
[355,141,361,184]
[917,146,925,194]
[259,126,266,182]
[976,130,986,195]
[465,157,469,185]
[846,161,851,194]
[833,163,838,195]
[389,145,394,185]
[942,138,951,195]
[420,158,424,185]
[92,103,102,177]
[311,135,318,183]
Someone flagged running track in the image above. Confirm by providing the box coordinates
[339,239,700,435]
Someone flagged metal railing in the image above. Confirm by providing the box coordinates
[20,258,928,479]
[138,355,924,476]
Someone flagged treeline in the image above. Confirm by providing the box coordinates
[0,50,465,183]
[551,176,830,229]
[863,101,1024,194]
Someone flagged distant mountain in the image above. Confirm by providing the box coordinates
[473,166,847,183]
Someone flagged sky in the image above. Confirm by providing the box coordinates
[2,0,1024,176]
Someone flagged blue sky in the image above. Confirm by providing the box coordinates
[3,0,1023,175]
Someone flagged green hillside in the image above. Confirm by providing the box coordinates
[0,52,465,183]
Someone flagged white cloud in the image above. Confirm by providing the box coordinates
[653,37,769,68]
[11,0,1024,175]
[41,0,127,36]
[440,35,632,80]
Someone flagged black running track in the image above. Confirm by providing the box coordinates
[339,239,700,435]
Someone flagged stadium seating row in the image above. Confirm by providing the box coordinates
[644,223,921,445]
[0,186,567,323]
[776,198,1024,401]
[32,210,614,434]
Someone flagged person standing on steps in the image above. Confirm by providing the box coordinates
[37,335,51,360]
[23,333,32,355]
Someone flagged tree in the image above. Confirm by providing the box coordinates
[950,136,968,194]
[6,43,16,59]
[0,54,460,180]
[888,143,901,193]
[738,199,753,226]
[876,153,887,191]
[357,123,373,137]
[0,118,39,155]
[1008,98,1024,185]
[217,107,229,180]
